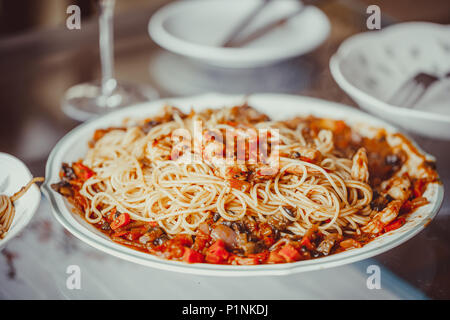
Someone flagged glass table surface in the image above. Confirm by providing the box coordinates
[0,1,448,299]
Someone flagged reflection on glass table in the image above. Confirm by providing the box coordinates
[62,0,158,121]
[149,51,314,96]
[0,197,428,300]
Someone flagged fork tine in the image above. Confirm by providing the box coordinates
[408,73,439,108]
[404,83,426,108]
[389,79,418,106]
[389,72,439,108]
[396,82,423,108]
[389,80,411,105]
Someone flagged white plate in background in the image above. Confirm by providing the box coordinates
[330,22,450,140]
[0,153,41,250]
[149,0,330,68]
[42,93,443,276]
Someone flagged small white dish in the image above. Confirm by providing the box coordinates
[0,153,41,250]
[43,93,443,276]
[330,22,450,140]
[148,0,330,68]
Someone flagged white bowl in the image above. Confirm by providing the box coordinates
[330,22,450,140]
[148,0,330,68]
[0,153,41,251]
[42,93,443,276]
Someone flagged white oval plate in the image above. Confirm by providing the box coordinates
[42,93,443,276]
[330,22,450,139]
[0,153,41,251]
[148,0,330,68]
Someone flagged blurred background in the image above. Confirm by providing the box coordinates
[0,0,450,299]
[1,0,449,174]
[1,0,449,175]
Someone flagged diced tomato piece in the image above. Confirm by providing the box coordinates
[279,244,301,262]
[267,251,286,264]
[175,234,193,247]
[228,179,251,192]
[183,248,204,263]
[384,217,405,233]
[110,213,131,230]
[300,235,314,250]
[205,240,230,264]
[73,162,94,180]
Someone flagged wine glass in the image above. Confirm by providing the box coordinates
[62,0,158,121]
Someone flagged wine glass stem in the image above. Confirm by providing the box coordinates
[99,0,116,97]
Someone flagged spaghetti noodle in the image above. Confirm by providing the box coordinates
[0,177,44,239]
[52,105,438,264]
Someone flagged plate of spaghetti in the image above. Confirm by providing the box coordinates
[0,153,43,250]
[43,93,443,275]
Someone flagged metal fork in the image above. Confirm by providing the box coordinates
[388,72,450,108]
[222,0,332,48]
[222,0,273,48]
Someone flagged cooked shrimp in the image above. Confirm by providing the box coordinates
[382,176,411,201]
[351,148,369,183]
[289,146,323,163]
[247,164,279,182]
[361,200,403,234]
